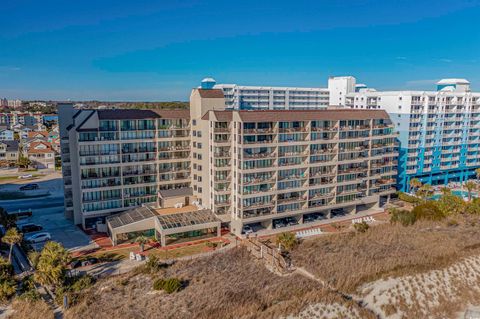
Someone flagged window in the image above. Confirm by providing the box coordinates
[192,120,197,126]
[198,165,202,171]
[197,143,202,149]
[197,131,202,137]
[198,187,202,193]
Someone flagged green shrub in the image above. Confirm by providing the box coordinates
[412,201,445,221]
[275,232,298,251]
[70,275,95,292]
[466,198,480,215]
[436,193,466,216]
[19,289,41,301]
[353,221,369,233]
[144,254,165,274]
[0,280,16,301]
[153,277,182,294]
[397,192,421,204]
[390,209,417,226]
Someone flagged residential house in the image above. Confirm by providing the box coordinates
[0,129,14,141]
[0,141,19,165]
[26,141,55,169]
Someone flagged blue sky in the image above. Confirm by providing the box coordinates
[1,0,480,101]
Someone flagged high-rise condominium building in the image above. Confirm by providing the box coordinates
[210,78,330,109]
[190,88,397,235]
[345,79,480,191]
[58,83,398,238]
[58,105,191,228]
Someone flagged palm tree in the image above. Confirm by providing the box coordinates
[416,184,433,202]
[465,180,477,201]
[409,178,422,193]
[275,232,297,252]
[33,241,70,290]
[135,235,149,252]
[2,228,22,263]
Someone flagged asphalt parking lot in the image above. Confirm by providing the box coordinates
[0,174,93,252]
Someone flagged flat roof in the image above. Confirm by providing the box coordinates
[156,209,219,230]
[158,187,193,199]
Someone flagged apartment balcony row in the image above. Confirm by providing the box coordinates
[214,152,231,158]
[158,145,190,152]
[243,151,276,159]
[158,166,190,173]
[122,169,156,177]
[243,176,276,185]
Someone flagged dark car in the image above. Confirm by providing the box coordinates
[19,224,43,233]
[19,184,39,191]
[81,257,99,267]
[69,260,82,269]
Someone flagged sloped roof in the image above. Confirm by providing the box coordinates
[97,109,190,120]
[202,109,390,122]
[28,141,55,154]
[0,141,18,152]
[107,206,157,229]
[197,89,224,98]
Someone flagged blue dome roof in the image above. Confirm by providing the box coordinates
[201,77,216,89]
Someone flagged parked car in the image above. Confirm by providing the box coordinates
[81,257,99,267]
[18,223,43,234]
[69,260,82,269]
[24,232,51,243]
[273,220,286,229]
[18,174,33,179]
[303,215,316,223]
[19,183,39,191]
[285,217,298,226]
[242,225,254,235]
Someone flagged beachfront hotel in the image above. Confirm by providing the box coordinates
[344,78,480,191]
[58,80,398,244]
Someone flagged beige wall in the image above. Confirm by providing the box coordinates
[189,89,226,209]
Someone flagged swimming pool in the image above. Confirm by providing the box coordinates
[431,190,476,200]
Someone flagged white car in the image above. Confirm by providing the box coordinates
[243,225,254,235]
[25,232,51,243]
[18,174,33,179]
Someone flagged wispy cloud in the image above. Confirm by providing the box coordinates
[395,56,407,60]
[438,58,453,63]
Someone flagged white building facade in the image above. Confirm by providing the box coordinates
[345,79,480,191]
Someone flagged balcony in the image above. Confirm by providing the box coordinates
[277,195,307,204]
[243,152,275,159]
[311,126,338,132]
[243,201,275,208]
[279,127,307,133]
[214,127,230,133]
[243,128,275,134]
[214,152,231,158]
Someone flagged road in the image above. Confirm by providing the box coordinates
[0,175,94,252]
[0,197,64,212]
